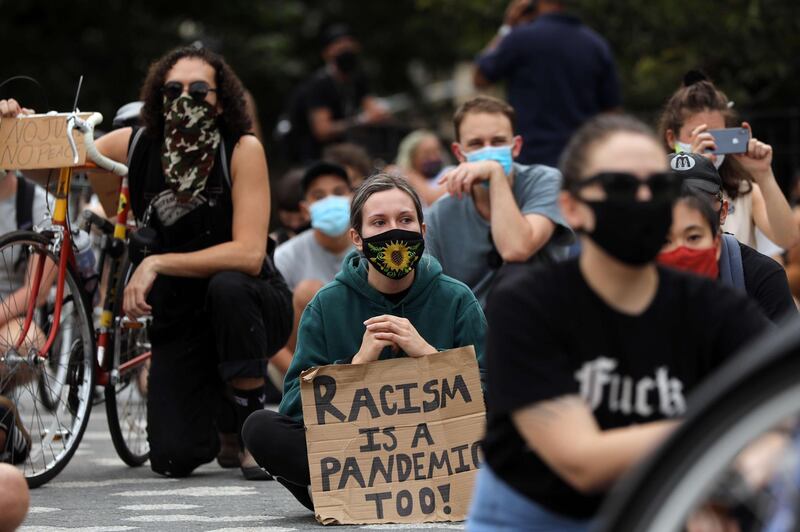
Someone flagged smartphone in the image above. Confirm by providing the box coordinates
[708,127,750,154]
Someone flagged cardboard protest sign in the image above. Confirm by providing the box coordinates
[300,346,485,525]
[0,113,91,171]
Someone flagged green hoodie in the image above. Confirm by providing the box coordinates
[279,250,487,422]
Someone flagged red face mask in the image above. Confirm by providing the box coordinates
[657,246,719,279]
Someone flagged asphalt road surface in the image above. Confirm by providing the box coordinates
[20,406,467,532]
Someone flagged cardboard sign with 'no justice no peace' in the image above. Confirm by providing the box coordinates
[300,346,486,525]
[0,114,90,170]
[0,113,122,216]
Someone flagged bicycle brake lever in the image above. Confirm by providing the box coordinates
[66,114,80,164]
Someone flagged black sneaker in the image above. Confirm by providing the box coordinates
[0,395,31,464]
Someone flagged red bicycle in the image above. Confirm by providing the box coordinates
[0,111,150,487]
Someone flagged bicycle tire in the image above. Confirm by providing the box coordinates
[595,318,800,532]
[104,255,150,466]
[0,230,95,488]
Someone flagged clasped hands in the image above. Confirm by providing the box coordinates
[352,315,436,365]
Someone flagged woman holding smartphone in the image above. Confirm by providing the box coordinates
[658,71,799,252]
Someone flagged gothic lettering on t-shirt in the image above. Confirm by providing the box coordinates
[574,356,686,417]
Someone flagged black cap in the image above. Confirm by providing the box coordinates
[301,161,350,194]
[668,152,722,195]
[320,24,352,49]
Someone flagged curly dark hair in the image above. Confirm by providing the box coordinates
[139,46,252,139]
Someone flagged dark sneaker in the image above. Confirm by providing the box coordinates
[0,395,31,464]
[240,449,273,481]
[216,432,240,469]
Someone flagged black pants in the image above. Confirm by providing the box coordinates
[242,409,313,510]
[147,270,292,477]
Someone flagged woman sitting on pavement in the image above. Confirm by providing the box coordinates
[243,173,487,511]
[469,114,771,531]
[658,152,796,323]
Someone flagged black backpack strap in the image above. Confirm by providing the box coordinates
[719,234,747,293]
[15,174,36,230]
[127,127,145,169]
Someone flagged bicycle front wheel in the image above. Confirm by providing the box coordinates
[105,256,150,466]
[596,320,800,532]
[0,230,95,488]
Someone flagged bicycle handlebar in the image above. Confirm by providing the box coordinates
[67,112,128,177]
[80,209,115,235]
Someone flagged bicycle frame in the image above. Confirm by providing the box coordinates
[15,166,75,357]
[12,112,149,386]
[94,175,148,387]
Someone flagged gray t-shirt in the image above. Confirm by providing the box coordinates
[425,162,573,306]
[0,180,50,298]
[274,229,353,290]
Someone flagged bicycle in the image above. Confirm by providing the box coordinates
[0,111,151,487]
[595,316,800,532]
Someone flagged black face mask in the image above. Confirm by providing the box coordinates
[420,159,443,179]
[334,50,360,75]
[361,229,425,280]
[582,199,673,266]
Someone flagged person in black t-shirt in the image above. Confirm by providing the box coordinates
[657,153,796,323]
[286,25,390,163]
[469,114,771,531]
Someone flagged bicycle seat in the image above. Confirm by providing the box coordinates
[112,102,143,130]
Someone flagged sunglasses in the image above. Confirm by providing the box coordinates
[162,81,217,103]
[571,171,683,202]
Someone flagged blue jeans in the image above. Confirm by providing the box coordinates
[467,466,591,532]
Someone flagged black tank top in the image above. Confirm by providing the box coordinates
[127,126,241,254]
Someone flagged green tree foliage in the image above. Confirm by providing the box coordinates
[2,0,799,163]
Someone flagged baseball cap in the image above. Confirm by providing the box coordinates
[320,24,353,49]
[301,161,351,194]
[668,152,722,195]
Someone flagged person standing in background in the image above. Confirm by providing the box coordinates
[474,0,621,167]
[388,130,449,206]
[283,24,390,163]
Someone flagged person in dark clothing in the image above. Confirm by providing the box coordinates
[474,0,621,167]
[242,174,486,511]
[95,46,293,479]
[284,25,389,163]
[469,114,771,530]
[658,153,796,323]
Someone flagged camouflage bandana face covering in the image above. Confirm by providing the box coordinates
[362,228,425,280]
[161,94,221,199]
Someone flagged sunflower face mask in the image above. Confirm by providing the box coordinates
[362,229,425,280]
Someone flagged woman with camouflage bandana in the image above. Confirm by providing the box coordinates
[95,46,292,480]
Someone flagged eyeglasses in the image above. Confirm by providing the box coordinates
[162,81,217,103]
[570,171,683,203]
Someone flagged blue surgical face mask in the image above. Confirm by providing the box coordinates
[675,141,725,169]
[464,145,514,176]
[310,195,350,237]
